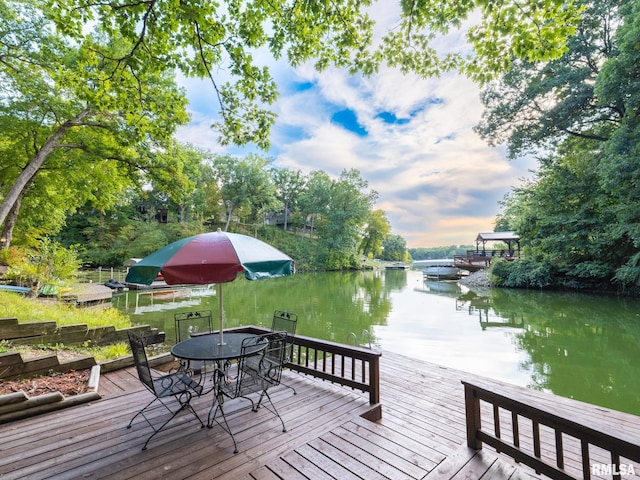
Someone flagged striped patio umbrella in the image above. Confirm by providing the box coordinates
[125,229,294,344]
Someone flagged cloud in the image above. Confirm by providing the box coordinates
[175,16,535,248]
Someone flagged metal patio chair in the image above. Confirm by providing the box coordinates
[127,331,205,450]
[207,331,288,453]
[270,310,298,394]
[174,310,214,373]
[174,310,213,342]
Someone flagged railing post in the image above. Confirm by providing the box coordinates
[369,355,380,405]
[464,382,483,450]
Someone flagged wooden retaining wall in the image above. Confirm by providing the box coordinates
[0,317,160,347]
[0,351,96,380]
[0,318,164,379]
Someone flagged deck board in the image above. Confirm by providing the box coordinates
[0,350,639,479]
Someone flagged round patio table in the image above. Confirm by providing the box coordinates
[171,332,266,362]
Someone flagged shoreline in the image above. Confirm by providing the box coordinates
[459,269,491,288]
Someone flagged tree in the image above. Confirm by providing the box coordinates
[271,168,304,232]
[319,169,378,269]
[298,171,332,240]
[47,0,584,150]
[382,235,408,262]
[360,210,391,258]
[151,144,209,223]
[212,154,276,231]
[0,3,192,246]
[0,0,591,250]
[595,0,640,281]
[475,0,623,159]
[477,0,640,291]
[187,160,223,225]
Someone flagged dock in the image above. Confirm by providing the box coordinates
[0,350,638,479]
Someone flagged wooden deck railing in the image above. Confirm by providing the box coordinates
[230,326,381,409]
[463,381,640,479]
[286,334,381,404]
[454,249,520,271]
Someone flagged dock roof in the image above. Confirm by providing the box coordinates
[475,231,519,242]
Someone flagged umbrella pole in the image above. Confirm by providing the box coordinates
[217,283,224,345]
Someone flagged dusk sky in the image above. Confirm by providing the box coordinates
[175,10,537,248]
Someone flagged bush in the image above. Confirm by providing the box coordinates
[3,238,82,295]
[490,258,552,288]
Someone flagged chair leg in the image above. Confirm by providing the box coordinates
[254,390,286,433]
[207,397,239,454]
[127,397,157,429]
[207,388,258,454]
[281,380,297,395]
[128,392,204,450]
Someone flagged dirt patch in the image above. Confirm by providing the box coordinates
[0,370,91,397]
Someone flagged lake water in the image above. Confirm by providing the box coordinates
[112,269,640,416]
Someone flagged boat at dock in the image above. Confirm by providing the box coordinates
[415,259,463,280]
[422,266,462,280]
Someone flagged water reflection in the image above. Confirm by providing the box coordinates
[112,269,640,415]
[415,280,462,297]
[452,286,640,415]
[112,286,216,315]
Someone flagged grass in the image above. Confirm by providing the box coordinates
[0,291,131,329]
[0,291,133,362]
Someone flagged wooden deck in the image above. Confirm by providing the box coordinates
[0,351,638,479]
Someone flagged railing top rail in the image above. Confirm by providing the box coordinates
[224,325,382,360]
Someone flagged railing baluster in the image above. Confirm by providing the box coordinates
[512,412,520,449]
[581,440,591,480]
[494,404,501,453]
[532,419,542,475]
[611,451,621,480]
[494,404,501,438]
[330,353,335,376]
[555,430,564,469]
[533,420,541,458]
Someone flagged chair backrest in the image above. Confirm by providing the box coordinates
[239,332,288,390]
[127,331,156,395]
[272,311,297,362]
[174,310,213,342]
[271,310,297,336]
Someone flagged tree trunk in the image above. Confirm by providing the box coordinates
[1,198,20,249]
[283,200,289,232]
[0,108,93,230]
[224,202,235,232]
[1,174,35,250]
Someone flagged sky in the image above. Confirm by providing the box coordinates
[175,9,537,249]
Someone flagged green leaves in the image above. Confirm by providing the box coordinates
[41,0,586,147]
[0,1,194,243]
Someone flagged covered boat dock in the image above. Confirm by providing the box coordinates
[454,231,520,271]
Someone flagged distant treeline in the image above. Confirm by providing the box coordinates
[408,246,474,260]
